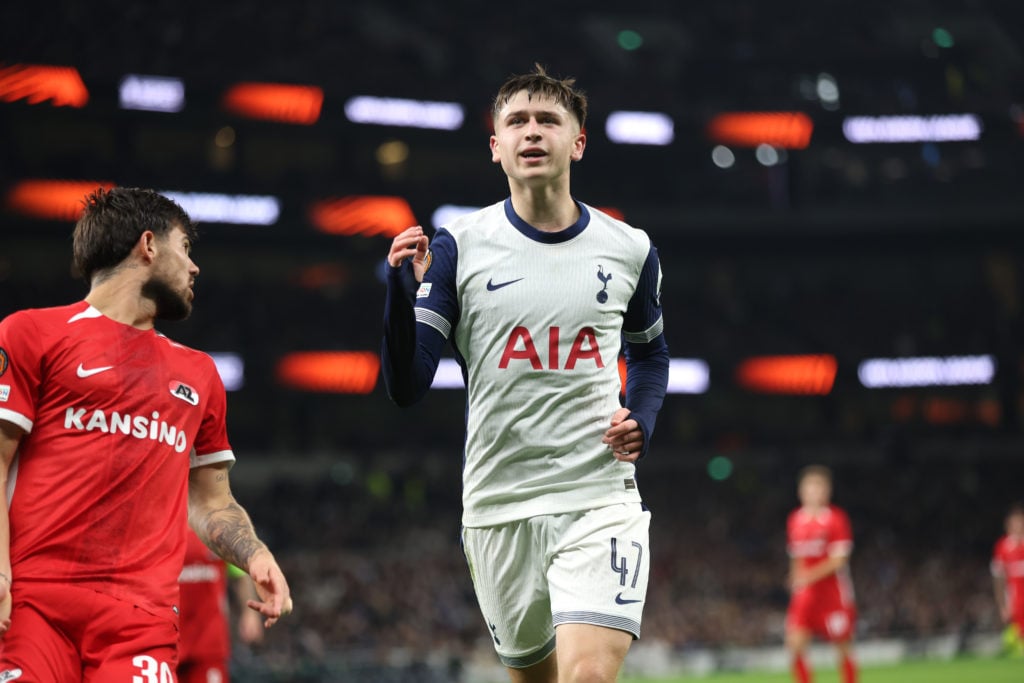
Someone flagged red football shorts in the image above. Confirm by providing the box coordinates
[787,590,856,642]
[0,582,179,683]
[177,660,228,683]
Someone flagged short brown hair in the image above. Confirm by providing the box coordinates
[798,464,833,485]
[492,63,588,129]
[73,187,195,282]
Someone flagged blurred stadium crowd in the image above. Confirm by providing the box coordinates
[220,450,1015,679]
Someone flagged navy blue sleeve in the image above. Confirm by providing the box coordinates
[381,229,460,407]
[622,244,669,458]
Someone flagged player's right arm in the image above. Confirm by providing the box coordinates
[381,225,459,406]
[0,311,44,636]
[0,420,20,634]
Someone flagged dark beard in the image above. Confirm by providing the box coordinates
[141,276,192,321]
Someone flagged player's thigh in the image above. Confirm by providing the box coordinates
[547,503,650,639]
[0,597,80,683]
[462,521,556,668]
[178,660,229,683]
[82,598,179,683]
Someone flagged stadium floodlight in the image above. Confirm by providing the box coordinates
[842,114,982,143]
[119,74,184,113]
[309,195,416,237]
[209,353,244,391]
[857,355,995,388]
[344,96,464,130]
[5,179,115,221]
[276,351,379,394]
[160,192,280,226]
[736,354,837,395]
[431,204,481,229]
[667,359,710,394]
[605,111,675,145]
[707,112,814,150]
[0,63,89,108]
[221,82,323,125]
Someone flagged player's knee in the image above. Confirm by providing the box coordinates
[560,656,619,683]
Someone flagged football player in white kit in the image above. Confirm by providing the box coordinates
[382,65,669,683]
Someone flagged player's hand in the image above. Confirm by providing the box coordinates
[246,548,292,629]
[388,226,430,282]
[1002,604,1013,623]
[0,572,11,637]
[602,408,643,462]
[789,569,809,591]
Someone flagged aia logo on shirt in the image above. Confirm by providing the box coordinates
[169,381,199,406]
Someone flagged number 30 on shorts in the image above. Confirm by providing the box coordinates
[132,655,174,683]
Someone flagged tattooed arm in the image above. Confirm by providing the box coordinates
[188,461,292,627]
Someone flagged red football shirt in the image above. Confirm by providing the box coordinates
[992,535,1024,622]
[787,505,855,606]
[179,529,230,662]
[0,302,234,620]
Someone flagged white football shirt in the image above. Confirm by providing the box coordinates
[413,199,664,527]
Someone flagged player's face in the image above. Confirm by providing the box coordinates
[142,225,199,321]
[798,474,831,508]
[1008,513,1024,537]
[490,91,586,186]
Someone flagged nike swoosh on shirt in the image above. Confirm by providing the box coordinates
[486,277,524,291]
[76,363,115,378]
[615,593,643,605]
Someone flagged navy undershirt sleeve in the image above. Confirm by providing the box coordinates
[381,229,459,406]
[622,244,669,458]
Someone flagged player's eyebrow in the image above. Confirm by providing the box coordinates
[504,107,564,122]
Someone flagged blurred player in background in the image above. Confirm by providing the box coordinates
[786,465,858,683]
[178,528,265,683]
[0,187,291,682]
[992,502,1024,657]
[382,65,669,683]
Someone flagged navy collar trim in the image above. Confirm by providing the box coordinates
[503,198,590,244]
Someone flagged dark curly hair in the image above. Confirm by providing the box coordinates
[73,187,195,282]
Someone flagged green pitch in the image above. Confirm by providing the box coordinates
[621,657,1022,683]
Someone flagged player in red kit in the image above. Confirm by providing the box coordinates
[785,465,857,683]
[0,187,292,682]
[992,503,1024,656]
[178,529,264,683]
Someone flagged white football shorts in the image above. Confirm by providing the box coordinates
[461,502,651,668]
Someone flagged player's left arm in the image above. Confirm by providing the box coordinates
[0,420,22,635]
[188,462,292,628]
[603,244,669,462]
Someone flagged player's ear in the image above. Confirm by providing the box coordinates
[490,134,501,164]
[571,130,586,162]
[136,230,158,264]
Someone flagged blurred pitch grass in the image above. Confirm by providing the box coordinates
[622,656,1022,683]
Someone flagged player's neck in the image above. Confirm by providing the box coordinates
[85,276,158,331]
[508,181,578,233]
[801,503,828,514]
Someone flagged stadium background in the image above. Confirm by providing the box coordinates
[2,1,1023,680]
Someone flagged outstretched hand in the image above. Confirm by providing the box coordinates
[247,549,292,629]
[602,408,643,463]
[0,573,10,636]
[388,226,430,283]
